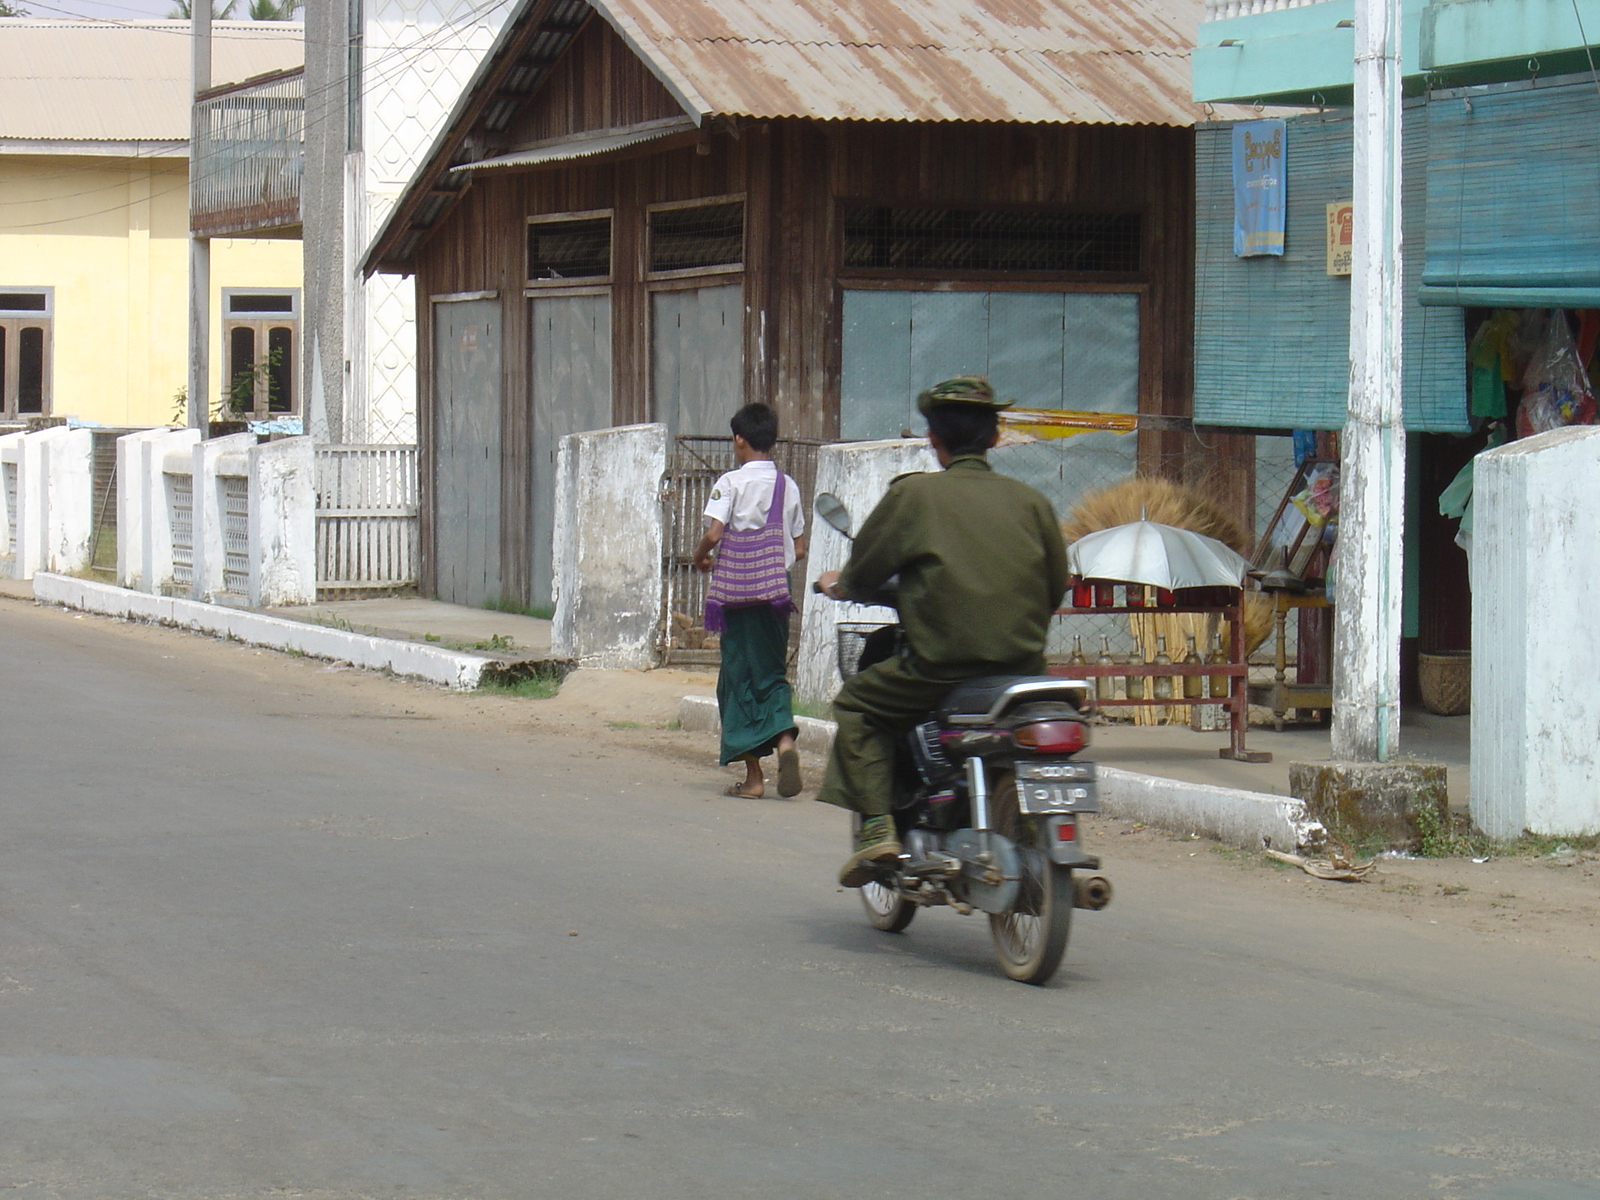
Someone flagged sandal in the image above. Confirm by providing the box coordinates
[776,748,803,798]
[724,783,763,799]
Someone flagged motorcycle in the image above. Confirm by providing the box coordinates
[812,493,1111,986]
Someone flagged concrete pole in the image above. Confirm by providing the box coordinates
[187,1,212,437]
[1332,0,1406,761]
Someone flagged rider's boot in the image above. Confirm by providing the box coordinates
[838,815,902,888]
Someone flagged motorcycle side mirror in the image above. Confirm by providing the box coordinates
[814,492,853,538]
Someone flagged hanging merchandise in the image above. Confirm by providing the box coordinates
[1517,311,1598,436]
[1467,311,1519,418]
[1290,462,1341,527]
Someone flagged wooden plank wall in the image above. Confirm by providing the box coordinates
[413,112,1207,602]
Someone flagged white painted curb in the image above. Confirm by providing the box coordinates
[34,574,491,690]
[677,694,1324,852]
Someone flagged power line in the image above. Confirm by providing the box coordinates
[0,0,515,212]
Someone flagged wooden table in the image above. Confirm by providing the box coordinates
[1048,603,1271,763]
[1266,589,1332,731]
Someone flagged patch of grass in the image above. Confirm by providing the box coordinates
[791,698,833,720]
[1412,806,1600,860]
[315,614,354,633]
[607,720,645,730]
[284,647,307,658]
[423,632,441,643]
[483,596,554,620]
[468,633,517,653]
[478,675,561,700]
[475,660,571,701]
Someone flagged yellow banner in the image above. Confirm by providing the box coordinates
[998,409,1140,444]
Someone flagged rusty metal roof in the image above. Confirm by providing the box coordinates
[591,0,1214,126]
[366,0,1223,273]
[0,20,303,146]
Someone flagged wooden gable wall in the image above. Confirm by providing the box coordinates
[409,17,1226,601]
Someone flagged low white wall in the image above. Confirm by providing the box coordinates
[0,426,93,579]
[795,438,938,708]
[1472,425,1600,838]
[248,436,316,606]
[34,573,490,690]
[551,423,667,670]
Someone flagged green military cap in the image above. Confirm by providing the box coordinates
[915,375,1014,415]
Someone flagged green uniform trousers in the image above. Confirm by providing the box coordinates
[815,650,1043,818]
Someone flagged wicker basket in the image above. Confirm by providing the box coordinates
[1418,651,1471,716]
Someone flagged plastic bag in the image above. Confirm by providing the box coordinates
[1518,312,1598,436]
[1291,463,1340,527]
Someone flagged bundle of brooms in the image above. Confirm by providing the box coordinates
[1062,475,1275,658]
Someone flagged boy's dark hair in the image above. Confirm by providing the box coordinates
[925,403,999,457]
[729,402,779,452]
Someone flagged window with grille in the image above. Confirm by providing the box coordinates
[527,213,612,282]
[649,199,744,274]
[843,206,1142,274]
[222,288,298,417]
[0,288,52,417]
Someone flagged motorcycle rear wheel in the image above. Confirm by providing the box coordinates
[860,879,917,932]
[986,771,1072,985]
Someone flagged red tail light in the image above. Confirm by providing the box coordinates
[1013,720,1087,753]
[1056,821,1078,842]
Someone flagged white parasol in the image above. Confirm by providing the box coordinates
[1068,520,1249,591]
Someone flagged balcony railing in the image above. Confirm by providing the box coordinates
[1204,0,1328,17]
[190,67,304,238]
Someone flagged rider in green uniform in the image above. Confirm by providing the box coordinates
[816,377,1071,887]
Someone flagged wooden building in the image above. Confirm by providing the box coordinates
[365,0,1227,607]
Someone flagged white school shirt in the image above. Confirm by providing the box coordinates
[703,459,806,569]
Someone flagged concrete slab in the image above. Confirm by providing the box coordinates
[267,597,553,658]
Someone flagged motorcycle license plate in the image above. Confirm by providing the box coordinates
[1014,760,1098,814]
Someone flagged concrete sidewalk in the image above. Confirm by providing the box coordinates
[266,596,553,659]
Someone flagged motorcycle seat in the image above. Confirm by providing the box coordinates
[937,675,1087,727]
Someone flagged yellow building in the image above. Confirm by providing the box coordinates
[0,19,302,427]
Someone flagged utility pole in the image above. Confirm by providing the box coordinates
[187,0,212,437]
[1332,0,1405,761]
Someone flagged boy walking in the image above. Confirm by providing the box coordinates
[693,403,808,799]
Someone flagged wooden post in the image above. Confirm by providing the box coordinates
[1333,0,1405,762]
[187,1,211,437]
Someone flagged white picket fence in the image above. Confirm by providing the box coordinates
[315,445,418,595]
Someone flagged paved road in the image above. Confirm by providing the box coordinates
[2,601,1598,1200]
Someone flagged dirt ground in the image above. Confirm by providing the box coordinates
[12,594,1598,968]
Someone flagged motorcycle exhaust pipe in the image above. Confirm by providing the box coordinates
[1073,874,1113,911]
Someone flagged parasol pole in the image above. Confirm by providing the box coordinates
[1333,0,1406,761]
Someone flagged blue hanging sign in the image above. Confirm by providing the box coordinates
[1232,119,1286,257]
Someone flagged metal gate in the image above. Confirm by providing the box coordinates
[659,436,822,665]
[168,473,194,594]
[222,474,249,596]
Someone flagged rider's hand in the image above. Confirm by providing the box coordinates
[692,551,714,572]
[817,570,844,598]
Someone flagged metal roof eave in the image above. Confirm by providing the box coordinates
[452,114,697,172]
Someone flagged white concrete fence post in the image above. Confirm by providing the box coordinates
[0,431,25,577]
[794,438,938,710]
[551,422,667,670]
[0,426,93,580]
[247,435,316,606]
[190,432,255,603]
[119,427,198,591]
[1471,425,1600,839]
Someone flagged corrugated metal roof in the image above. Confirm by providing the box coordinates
[0,19,303,145]
[591,0,1215,125]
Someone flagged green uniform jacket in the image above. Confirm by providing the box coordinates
[838,456,1070,672]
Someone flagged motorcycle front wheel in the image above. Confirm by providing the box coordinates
[860,880,917,932]
[987,771,1072,985]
